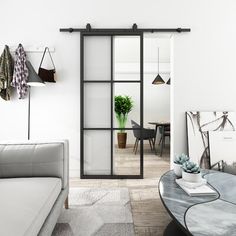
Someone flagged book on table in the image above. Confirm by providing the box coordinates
[175,178,217,197]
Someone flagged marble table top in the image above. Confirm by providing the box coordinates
[159,170,236,236]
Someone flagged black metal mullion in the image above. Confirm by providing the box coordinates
[80,33,84,178]
[111,35,113,176]
[83,80,141,83]
[140,33,144,178]
[81,175,143,179]
[83,128,142,130]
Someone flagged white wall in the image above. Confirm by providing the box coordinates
[1,0,236,176]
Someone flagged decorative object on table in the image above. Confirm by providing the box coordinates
[152,47,165,85]
[115,95,133,148]
[131,120,156,154]
[186,111,236,168]
[176,178,207,189]
[176,179,216,197]
[11,44,29,99]
[38,47,56,83]
[26,61,45,140]
[166,78,170,85]
[208,131,236,174]
[0,45,14,101]
[173,153,189,177]
[182,161,201,183]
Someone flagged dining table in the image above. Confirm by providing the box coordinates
[148,121,170,156]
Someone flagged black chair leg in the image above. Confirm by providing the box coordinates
[148,139,153,150]
[133,138,138,152]
[135,140,139,155]
[159,136,162,145]
[160,135,165,157]
[152,138,157,155]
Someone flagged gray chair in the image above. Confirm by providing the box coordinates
[159,125,171,156]
[131,120,156,154]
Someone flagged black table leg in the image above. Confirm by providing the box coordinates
[164,221,188,236]
[160,126,165,157]
[153,125,158,155]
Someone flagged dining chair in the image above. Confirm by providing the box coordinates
[131,120,156,154]
[159,125,170,156]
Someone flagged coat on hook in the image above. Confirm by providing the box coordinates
[0,45,14,101]
[11,44,29,99]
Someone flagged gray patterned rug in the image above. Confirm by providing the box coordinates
[52,187,134,236]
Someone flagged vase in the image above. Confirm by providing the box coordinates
[182,171,202,183]
[173,163,182,177]
[117,132,127,148]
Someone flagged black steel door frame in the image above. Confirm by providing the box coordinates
[80,31,144,179]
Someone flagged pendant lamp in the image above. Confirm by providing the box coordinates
[166,78,171,85]
[26,61,45,87]
[152,47,165,85]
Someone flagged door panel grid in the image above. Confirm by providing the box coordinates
[81,31,144,179]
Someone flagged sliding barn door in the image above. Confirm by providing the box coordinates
[80,31,143,178]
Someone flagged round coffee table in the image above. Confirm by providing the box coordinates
[159,170,236,236]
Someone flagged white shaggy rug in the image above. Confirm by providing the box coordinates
[52,188,135,236]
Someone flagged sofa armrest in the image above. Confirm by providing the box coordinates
[0,140,69,189]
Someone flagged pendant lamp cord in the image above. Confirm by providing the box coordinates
[157,47,159,74]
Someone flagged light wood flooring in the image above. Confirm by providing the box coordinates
[70,144,171,236]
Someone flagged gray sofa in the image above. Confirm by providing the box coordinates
[0,140,69,236]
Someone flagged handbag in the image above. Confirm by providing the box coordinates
[38,47,56,83]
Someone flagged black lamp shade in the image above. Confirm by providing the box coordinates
[166,78,171,85]
[26,61,45,87]
[152,74,165,85]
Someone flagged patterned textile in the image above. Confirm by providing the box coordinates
[11,44,28,99]
[0,45,14,101]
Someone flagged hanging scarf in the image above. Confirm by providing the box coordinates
[11,44,28,99]
[0,45,14,101]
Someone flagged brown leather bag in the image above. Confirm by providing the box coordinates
[38,47,56,83]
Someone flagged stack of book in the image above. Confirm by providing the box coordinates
[175,178,217,197]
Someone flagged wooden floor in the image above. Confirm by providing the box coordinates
[70,144,171,236]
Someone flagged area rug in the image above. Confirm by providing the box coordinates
[52,187,135,236]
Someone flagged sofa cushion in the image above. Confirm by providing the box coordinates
[0,177,61,236]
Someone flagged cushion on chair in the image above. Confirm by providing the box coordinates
[0,177,61,236]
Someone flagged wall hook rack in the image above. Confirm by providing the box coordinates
[0,45,55,53]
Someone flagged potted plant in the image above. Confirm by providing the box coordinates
[114,95,133,148]
[173,154,189,177]
[182,161,201,182]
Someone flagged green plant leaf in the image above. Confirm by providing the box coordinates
[114,95,134,132]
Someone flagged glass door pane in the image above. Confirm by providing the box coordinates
[84,83,111,128]
[112,35,143,177]
[114,36,140,81]
[84,36,111,81]
[84,131,111,175]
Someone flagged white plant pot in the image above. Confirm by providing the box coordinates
[182,171,202,183]
[173,163,182,177]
